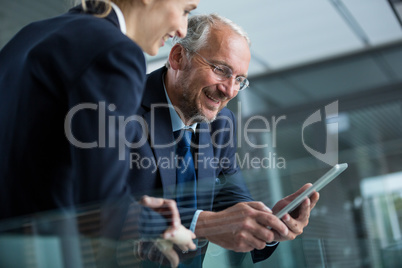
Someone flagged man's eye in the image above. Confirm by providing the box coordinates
[214,66,226,76]
[236,77,245,83]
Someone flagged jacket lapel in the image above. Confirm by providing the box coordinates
[195,123,216,211]
[142,68,177,199]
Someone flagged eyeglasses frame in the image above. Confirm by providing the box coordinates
[186,49,249,91]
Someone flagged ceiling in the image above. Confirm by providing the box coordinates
[1,0,402,113]
[146,0,402,114]
[242,40,402,113]
[147,0,402,75]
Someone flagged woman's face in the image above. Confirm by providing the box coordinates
[137,0,199,56]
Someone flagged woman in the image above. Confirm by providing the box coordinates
[0,0,199,266]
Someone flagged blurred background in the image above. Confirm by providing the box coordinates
[1,0,402,267]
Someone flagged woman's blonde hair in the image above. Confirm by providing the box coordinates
[80,0,113,18]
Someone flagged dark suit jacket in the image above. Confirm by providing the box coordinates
[0,3,167,242]
[128,67,278,265]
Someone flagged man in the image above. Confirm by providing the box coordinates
[128,14,319,266]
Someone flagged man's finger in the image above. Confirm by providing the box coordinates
[162,248,179,268]
[242,201,272,213]
[163,225,196,251]
[155,240,179,268]
[285,183,313,201]
[140,195,164,208]
[163,199,181,228]
[309,192,320,210]
[257,213,289,237]
[140,196,181,228]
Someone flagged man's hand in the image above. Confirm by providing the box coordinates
[137,225,196,267]
[193,184,319,252]
[160,225,196,252]
[139,196,196,267]
[271,183,319,241]
[194,202,289,252]
[140,195,181,231]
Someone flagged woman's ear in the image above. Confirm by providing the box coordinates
[168,44,186,70]
[141,0,154,6]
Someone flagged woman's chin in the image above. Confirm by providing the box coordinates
[145,49,158,56]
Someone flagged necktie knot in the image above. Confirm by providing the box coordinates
[174,129,192,149]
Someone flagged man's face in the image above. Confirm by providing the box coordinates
[174,26,251,124]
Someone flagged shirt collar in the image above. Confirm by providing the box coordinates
[110,2,126,34]
[162,74,197,133]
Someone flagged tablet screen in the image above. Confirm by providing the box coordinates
[275,163,348,219]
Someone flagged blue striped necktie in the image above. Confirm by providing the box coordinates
[174,129,197,209]
[174,129,201,268]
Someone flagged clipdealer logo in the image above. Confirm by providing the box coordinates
[302,101,339,166]
[63,100,341,168]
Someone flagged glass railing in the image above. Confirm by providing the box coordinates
[203,238,402,268]
[2,210,401,268]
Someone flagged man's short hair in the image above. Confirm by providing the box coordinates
[166,13,251,68]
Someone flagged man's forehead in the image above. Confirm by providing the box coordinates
[202,27,250,74]
[204,27,249,54]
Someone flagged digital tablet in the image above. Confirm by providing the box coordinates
[275,163,348,219]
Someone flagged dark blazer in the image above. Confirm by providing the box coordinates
[128,67,278,265]
[0,3,166,241]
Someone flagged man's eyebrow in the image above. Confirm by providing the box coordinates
[211,60,248,78]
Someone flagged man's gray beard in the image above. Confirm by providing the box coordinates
[177,68,217,124]
[179,92,217,124]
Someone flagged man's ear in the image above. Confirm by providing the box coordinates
[168,44,186,70]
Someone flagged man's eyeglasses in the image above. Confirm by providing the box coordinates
[191,51,249,91]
